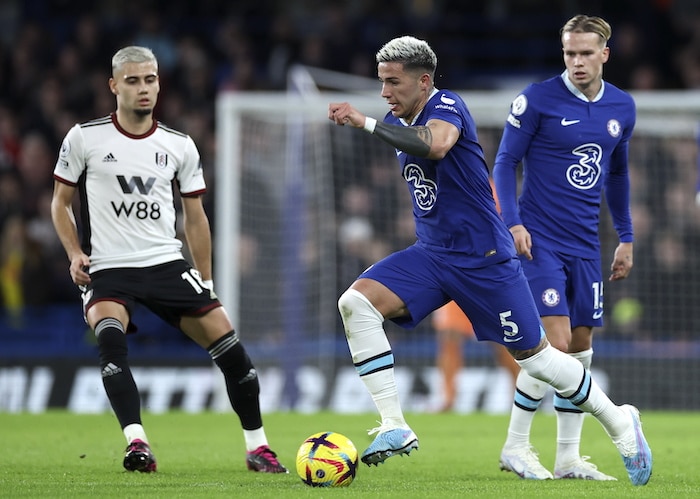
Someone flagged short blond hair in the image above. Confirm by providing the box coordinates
[376,36,437,77]
[560,15,612,46]
[111,46,158,76]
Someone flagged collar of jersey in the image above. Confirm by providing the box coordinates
[560,71,605,103]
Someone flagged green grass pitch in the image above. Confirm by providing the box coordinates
[1,411,696,498]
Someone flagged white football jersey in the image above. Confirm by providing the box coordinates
[53,114,206,272]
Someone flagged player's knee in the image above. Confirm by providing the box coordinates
[549,336,570,352]
[542,318,572,351]
[337,289,357,319]
[337,289,383,335]
[543,329,570,352]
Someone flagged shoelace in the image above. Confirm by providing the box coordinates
[127,441,148,452]
[518,445,547,466]
[577,456,599,471]
[367,420,403,436]
[252,446,280,464]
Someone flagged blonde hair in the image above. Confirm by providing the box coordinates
[111,46,158,75]
[376,36,437,76]
[560,15,612,46]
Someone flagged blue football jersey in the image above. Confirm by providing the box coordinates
[493,74,635,258]
[384,89,516,268]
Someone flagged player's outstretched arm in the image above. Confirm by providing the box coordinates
[328,102,456,158]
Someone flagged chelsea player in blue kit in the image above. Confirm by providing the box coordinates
[494,15,641,481]
[329,35,651,485]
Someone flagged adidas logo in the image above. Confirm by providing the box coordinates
[101,362,122,378]
[102,152,117,162]
[238,368,257,384]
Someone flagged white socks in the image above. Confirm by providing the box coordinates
[124,423,148,444]
[338,289,406,428]
[516,345,627,440]
[503,368,549,448]
[553,349,591,464]
[244,427,268,451]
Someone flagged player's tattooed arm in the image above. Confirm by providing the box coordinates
[373,122,432,157]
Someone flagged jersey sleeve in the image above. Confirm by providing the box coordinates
[426,90,466,132]
[177,135,206,196]
[604,98,636,243]
[493,89,538,228]
[53,124,86,185]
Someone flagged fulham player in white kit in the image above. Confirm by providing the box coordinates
[51,46,287,474]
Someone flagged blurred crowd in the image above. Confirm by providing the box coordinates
[600,132,700,341]
[1,0,700,339]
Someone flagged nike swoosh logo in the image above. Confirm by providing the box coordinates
[503,336,523,343]
[561,118,580,126]
[593,311,603,319]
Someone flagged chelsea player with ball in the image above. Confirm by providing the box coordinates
[494,15,640,481]
[329,33,650,486]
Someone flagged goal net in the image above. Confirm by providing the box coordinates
[215,82,700,413]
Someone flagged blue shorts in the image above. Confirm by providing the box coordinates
[359,245,545,350]
[521,246,603,328]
